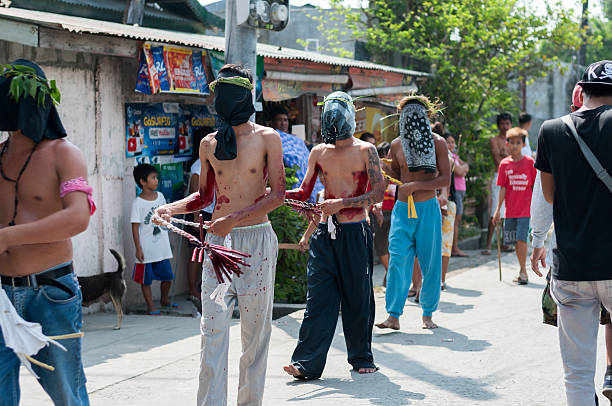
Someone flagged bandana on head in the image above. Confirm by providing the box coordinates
[0,59,66,143]
[212,71,255,160]
[399,100,436,173]
[321,91,355,144]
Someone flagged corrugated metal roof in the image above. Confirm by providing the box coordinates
[0,7,429,76]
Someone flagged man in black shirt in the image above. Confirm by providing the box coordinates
[533,60,612,406]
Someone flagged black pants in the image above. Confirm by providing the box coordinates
[291,221,376,379]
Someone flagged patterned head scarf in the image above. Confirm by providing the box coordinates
[321,91,355,144]
[399,99,436,173]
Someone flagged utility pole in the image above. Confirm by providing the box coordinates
[224,0,257,79]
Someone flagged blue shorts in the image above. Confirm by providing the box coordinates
[504,217,530,243]
[132,259,174,285]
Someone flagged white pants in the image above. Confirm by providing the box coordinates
[551,277,612,406]
[197,223,278,406]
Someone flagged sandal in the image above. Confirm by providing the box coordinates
[481,250,491,256]
[513,276,529,285]
[407,289,417,298]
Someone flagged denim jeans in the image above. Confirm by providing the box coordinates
[0,271,90,406]
[551,278,612,406]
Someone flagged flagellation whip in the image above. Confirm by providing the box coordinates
[152,213,251,285]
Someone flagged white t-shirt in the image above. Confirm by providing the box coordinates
[190,159,216,213]
[130,192,173,264]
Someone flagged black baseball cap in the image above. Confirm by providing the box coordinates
[580,60,612,89]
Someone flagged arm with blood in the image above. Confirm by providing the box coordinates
[285,150,321,201]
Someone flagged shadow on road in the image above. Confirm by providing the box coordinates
[443,285,483,297]
[373,326,491,353]
[81,312,202,368]
[285,372,425,405]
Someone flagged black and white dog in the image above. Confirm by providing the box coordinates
[78,249,127,330]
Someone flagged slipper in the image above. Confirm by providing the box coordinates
[148,310,161,315]
[451,252,469,257]
[481,250,491,256]
[502,246,515,253]
[407,289,417,298]
[162,303,179,308]
[441,282,447,290]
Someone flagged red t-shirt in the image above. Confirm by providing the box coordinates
[497,155,537,218]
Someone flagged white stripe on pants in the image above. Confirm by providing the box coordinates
[197,223,278,406]
[551,278,612,406]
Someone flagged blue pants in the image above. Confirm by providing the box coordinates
[291,221,376,379]
[0,270,89,406]
[385,198,442,318]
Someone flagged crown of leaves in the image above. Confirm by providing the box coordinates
[1,64,61,106]
[208,76,254,93]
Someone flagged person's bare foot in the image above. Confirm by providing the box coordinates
[422,316,438,329]
[358,367,378,374]
[451,249,469,257]
[375,316,400,330]
[283,364,303,378]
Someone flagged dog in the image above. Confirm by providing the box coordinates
[77,249,127,330]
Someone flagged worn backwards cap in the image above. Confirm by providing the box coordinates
[0,59,66,143]
[580,60,612,89]
[321,91,355,144]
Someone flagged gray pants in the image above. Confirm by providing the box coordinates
[551,277,612,406]
[197,223,278,406]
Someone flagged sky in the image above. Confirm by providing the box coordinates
[198,0,603,17]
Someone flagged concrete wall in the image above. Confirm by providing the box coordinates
[523,62,581,149]
[0,39,207,310]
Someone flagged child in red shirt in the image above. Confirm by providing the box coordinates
[493,127,537,284]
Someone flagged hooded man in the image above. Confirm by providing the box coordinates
[0,60,94,405]
[154,64,285,406]
[375,95,451,331]
[283,91,385,379]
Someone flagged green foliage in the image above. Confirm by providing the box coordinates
[587,16,612,62]
[270,166,309,303]
[1,64,61,106]
[319,0,585,227]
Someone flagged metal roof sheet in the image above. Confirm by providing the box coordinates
[0,7,429,76]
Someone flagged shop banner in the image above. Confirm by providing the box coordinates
[135,43,209,95]
[126,103,217,158]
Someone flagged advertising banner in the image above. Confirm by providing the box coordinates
[135,43,209,95]
[126,103,217,158]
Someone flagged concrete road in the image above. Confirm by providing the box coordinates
[18,251,608,405]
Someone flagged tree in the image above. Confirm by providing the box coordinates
[318,0,585,203]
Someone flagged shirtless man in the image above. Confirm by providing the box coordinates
[155,64,284,406]
[283,92,385,379]
[0,60,93,406]
[482,112,511,255]
[375,95,451,330]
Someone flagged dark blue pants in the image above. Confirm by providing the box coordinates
[291,221,376,379]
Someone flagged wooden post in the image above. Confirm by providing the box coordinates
[497,224,502,281]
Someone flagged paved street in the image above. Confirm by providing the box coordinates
[19,250,608,405]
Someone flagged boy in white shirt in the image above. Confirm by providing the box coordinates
[131,164,174,314]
